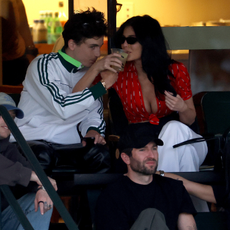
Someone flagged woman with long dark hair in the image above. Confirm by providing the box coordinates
[110,15,207,172]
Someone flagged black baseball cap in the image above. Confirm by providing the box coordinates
[118,124,163,153]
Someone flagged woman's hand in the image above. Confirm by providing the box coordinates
[34,189,53,215]
[82,130,106,146]
[164,91,196,125]
[164,91,187,112]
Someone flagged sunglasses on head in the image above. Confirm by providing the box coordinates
[120,36,138,45]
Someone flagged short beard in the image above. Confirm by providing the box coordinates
[130,158,158,175]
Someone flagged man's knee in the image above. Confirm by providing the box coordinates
[139,208,166,219]
[162,120,185,131]
[131,208,169,230]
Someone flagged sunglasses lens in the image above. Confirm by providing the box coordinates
[120,36,137,45]
[120,36,126,44]
[126,37,137,44]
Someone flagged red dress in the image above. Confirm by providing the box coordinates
[112,61,192,125]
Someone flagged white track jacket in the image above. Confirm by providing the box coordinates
[11,50,107,144]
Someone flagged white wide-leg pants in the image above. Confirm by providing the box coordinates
[157,120,208,172]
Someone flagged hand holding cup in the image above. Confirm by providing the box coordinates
[111,48,128,72]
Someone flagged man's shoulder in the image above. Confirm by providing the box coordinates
[29,53,60,67]
[154,174,184,190]
[99,175,128,197]
[154,174,183,183]
[103,175,126,189]
[104,175,184,189]
[153,175,194,209]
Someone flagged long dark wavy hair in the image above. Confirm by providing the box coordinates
[114,15,176,96]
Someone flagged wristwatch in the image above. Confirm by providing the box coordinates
[159,170,165,177]
[101,79,107,90]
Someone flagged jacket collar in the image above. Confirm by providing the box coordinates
[58,47,84,73]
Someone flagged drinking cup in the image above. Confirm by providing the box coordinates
[111,48,128,72]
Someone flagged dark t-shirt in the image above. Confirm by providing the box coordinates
[95,175,196,230]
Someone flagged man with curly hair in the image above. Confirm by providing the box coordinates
[11,8,122,172]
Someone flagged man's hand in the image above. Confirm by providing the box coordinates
[92,53,122,73]
[82,130,106,146]
[34,189,53,215]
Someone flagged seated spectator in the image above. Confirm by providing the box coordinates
[1,0,38,85]
[95,125,197,230]
[10,8,122,173]
[0,92,57,230]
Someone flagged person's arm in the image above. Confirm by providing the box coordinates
[30,171,58,191]
[72,54,121,93]
[163,172,216,204]
[170,177,197,230]
[177,213,197,230]
[0,154,31,187]
[17,0,37,62]
[0,142,33,187]
[0,144,58,191]
[78,97,106,144]
[164,62,196,125]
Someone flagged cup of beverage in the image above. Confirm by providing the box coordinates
[111,48,128,72]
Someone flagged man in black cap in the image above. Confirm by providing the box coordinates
[95,125,197,230]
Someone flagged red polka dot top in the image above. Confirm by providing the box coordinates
[112,61,192,125]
